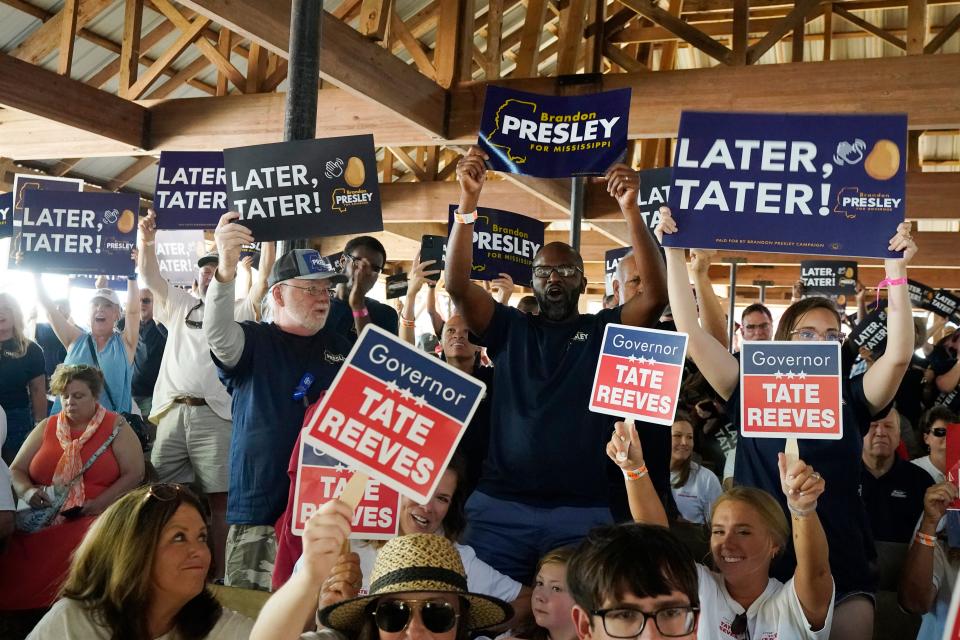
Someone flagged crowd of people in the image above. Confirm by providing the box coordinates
[0,146,957,640]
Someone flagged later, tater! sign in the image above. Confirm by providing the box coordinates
[739,341,842,440]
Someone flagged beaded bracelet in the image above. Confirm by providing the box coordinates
[623,464,648,481]
[789,503,818,518]
[400,316,416,328]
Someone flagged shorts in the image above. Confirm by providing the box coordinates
[225,524,277,592]
[151,403,231,493]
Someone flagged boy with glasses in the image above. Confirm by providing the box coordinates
[568,524,699,640]
[329,236,398,343]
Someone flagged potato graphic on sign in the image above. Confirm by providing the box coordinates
[344,157,365,187]
[117,209,136,233]
[864,140,900,181]
[845,267,854,278]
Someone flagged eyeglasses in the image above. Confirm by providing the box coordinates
[591,606,699,638]
[532,264,583,279]
[280,282,336,298]
[930,427,948,438]
[143,483,184,504]
[373,599,459,634]
[185,301,203,329]
[347,254,384,274]
[790,328,846,342]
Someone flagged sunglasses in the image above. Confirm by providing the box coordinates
[143,482,184,504]
[931,427,948,438]
[373,599,459,634]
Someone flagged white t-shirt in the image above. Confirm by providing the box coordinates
[695,564,834,640]
[671,462,722,525]
[28,598,254,639]
[150,287,254,422]
[916,539,959,640]
[912,456,945,483]
[294,540,522,603]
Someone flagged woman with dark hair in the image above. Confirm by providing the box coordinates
[669,412,722,526]
[656,207,916,640]
[252,503,513,640]
[28,483,253,639]
[912,405,958,483]
[0,364,144,611]
[0,292,47,462]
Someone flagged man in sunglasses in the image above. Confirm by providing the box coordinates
[444,146,667,582]
[204,211,352,591]
[568,523,699,640]
[328,235,398,343]
[137,209,275,581]
[859,406,933,543]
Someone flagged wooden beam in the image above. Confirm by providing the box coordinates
[434,0,465,88]
[823,2,833,60]
[514,0,549,76]
[175,0,447,138]
[746,0,820,63]
[449,54,960,142]
[215,27,231,95]
[125,15,210,99]
[906,0,928,54]
[618,0,732,64]
[924,4,960,52]
[106,156,158,191]
[246,42,267,93]
[557,0,589,74]
[145,54,212,100]
[832,4,907,49]
[391,10,437,79]
[0,53,147,152]
[377,181,573,223]
[387,147,430,182]
[731,0,749,64]
[119,0,144,96]
[359,0,391,41]
[9,0,114,66]
[50,158,81,176]
[57,0,79,76]
[485,0,504,78]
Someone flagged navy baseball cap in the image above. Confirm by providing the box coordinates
[269,249,348,288]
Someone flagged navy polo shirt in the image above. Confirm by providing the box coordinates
[35,323,66,379]
[327,297,399,344]
[214,322,351,525]
[728,374,886,596]
[0,340,45,410]
[476,303,670,508]
[860,456,934,544]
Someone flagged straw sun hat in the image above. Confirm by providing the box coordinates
[319,534,513,634]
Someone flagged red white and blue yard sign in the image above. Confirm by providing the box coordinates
[302,325,486,504]
[589,324,688,426]
[740,341,842,440]
[292,435,400,537]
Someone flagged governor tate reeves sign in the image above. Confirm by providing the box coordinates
[302,325,486,504]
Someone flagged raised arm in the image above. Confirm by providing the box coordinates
[688,250,728,347]
[490,273,515,306]
[33,274,82,351]
[400,257,440,345]
[445,148,496,336]
[855,281,868,327]
[779,454,832,631]
[606,420,669,527]
[245,241,276,320]
[863,223,917,414]
[121,277,140,363]
[899,481,957,614]
[655,209,739,400]
[203,212,253,369]
[136,210,170,305]
[426,284,445,338]
[250,500,354,640]
[605,165,667,327]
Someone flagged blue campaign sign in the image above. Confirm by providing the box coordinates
[68,274,129,291]
[155,229,207,286]
[154,151,228,230]
[478,86,631,178]
[18,191,138,276]
[0,192,11,240]
[446,205,544,287]
[590,324,688,425]
[604,246,632,296]
[741,341,841,377]
[663,111,907,259]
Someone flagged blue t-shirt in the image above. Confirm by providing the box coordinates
[477,303,670,508]
[35,323,67,379]
[52,332,132,414]
[728,374,885,596]
[214,322,351,525]
[327,297,399,344]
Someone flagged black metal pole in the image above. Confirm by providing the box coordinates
[570,176,585,250]
[279,0,322,254]
[727,261,739,353]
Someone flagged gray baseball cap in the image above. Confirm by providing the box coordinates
[268,249,348,288]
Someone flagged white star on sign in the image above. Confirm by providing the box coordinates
[399,387,413,401]
[386,379,399,394]
[775,370,784,379]
[627,354,637,363]
[636,356,647,365]
[414,395,427,407]
[786,371,796,379]
[798,371,807,380]
[334,463,346,472]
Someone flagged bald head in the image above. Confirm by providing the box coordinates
[613,251,641,304]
